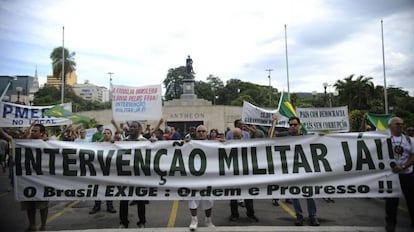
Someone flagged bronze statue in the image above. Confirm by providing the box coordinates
[186,55,194,75]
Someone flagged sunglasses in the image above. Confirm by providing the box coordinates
[197,130,206,133]
[289,123,298,127]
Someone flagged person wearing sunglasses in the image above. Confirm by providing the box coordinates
[288,117,320,226]
[385,117,414,232]
[187,125,215,231]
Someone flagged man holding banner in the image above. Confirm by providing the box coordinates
[385,117,414,232]
[119,121,149,228]
[21,123,49,231]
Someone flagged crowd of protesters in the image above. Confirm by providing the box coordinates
[1,115,413,231]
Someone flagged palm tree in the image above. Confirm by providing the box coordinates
[50,47,76,83]
[334,74,374,111]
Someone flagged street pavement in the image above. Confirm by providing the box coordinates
[0,170,412,232]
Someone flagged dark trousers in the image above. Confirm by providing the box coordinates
[94,200,113,208]
[230,199,255,217]
[385,172,414,226]
[119,200,147,227]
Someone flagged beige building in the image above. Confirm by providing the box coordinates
[72,80,109,102]
[80,100,242,134]
[46,71,77,88]
[79,79,242,133]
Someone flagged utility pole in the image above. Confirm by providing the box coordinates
[266,69,274,107]
[108,72,114,102]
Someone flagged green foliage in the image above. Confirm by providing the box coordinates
[50,46,76,82]
[163,66,187,100]
[349,109,366,132]
[33,85,111,115]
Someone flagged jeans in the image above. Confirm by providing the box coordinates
[230,199,255,217]
[93,200,113,208]
[292,198,317,219]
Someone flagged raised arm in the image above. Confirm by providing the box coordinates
[0,128,13,141]
[268,112,278,138]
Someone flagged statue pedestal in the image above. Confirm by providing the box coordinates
[180,78,196,99]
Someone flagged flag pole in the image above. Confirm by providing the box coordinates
[381,20,388,114]
[269,91,285,137]
[284,24,290,101]
[61,26,65,105]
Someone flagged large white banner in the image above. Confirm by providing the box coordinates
[296,106,350,132]
[0,102,72,127]
[111,84,162,121]
[14,132,401,201]
[242,101,288,127]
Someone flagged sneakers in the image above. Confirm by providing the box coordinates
[118,223,128,229]
[205,217,215,228]
[229,214,239,221]
[247,214,259,222]
[272,199,279,207]
[189,216,198,231]
[89,206,100,214]
[106,206,116,213]
[137,221,145,228]
[294,217,304,226]
[310,217,320,226]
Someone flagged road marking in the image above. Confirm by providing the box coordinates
[167,200,179,227]
[278,200,296,218]
[45,200,80,225]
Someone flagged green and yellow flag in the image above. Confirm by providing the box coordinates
[366,113,394,131]
[44,105,91,124]
[277,91,307,134]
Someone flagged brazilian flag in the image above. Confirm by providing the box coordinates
[277,91,307,134]
[366,113,394,130]
[44,105,90,124]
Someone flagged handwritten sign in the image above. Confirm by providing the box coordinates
[111,84,162,121]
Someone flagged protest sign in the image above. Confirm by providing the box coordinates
[0,102,72,127]
[111,84,162,121]
[242,101,288,127]
[296,106,349,132]
[14,132,400,201]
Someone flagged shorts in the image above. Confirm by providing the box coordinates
[188,200,213,210]
[21,201,49,210]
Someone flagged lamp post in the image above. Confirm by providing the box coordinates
[108,72,114,101]
[16,86,23,104]
[323,82,328,107]
[211,86,216,105]
[312,91,317,106]
[266,69,274,107]
[29,95,34,106]
[332,90,339,107]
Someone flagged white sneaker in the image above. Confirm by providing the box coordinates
[118,224,127,229]
[189,216,198,231]
[205,217,215,228]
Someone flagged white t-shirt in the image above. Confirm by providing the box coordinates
[391,135,414,174]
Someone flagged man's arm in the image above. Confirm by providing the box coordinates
[269,112,278,137]
[0,128,13,141]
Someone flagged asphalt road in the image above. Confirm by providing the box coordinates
[0,170,412,232]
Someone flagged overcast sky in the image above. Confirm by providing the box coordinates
[1,0,413,96]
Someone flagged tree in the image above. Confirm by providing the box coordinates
[334,74,374,111]
[34,85,111,113]
[50,47,76,83]
[163,66,187,100]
